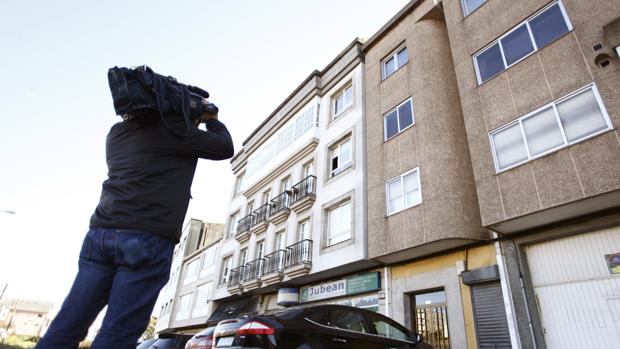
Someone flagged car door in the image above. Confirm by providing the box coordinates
[363,311,418,349]
[324,308,385,349]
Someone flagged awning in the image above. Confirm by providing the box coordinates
[206,296,259,325]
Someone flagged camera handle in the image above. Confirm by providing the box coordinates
[152,74,192,138]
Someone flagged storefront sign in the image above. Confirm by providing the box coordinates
[300,272,380,302]
[605,253,620,274]
[277,288,300,306]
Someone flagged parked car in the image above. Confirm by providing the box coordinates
[212,304,434,349]
[185,326,216,349]
[136,338,157,349]
[149,333,192,349]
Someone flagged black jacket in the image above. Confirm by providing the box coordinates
[90,118,234,242]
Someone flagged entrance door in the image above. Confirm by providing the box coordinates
[411,289,450,349]
[525,227,620,348]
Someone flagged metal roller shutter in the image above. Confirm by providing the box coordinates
[471,283,512,349]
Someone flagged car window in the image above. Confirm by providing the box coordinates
[366,312,412,342]
[327,309,368,333]
[306,310,328,325]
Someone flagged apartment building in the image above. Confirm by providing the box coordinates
[0,298,53,338]
[441,0,620,348]
[208,39,386,323]
[155,219,224,334]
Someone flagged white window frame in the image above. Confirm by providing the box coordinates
[489,83,612,173]
[183,258,199,285]
[239,248,248,266]
[274,230,286,250]
[201,244,217,271]
[461,0,487,16]
[298,219,311,241]
[473,0,573,85]
[192,282,213,317]
[175,292,193,321]
[382,44,409,80]
[333,83,354,118]
[227,212,239,238]
[385,168,423,216]
[219,256,232,285]
[256,240,265,260]
[384,98,415,141]
[234,173,244,195]
[327,200,352,246]
[330,136,353,178]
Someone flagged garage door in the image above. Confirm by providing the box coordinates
[524,227,620,348]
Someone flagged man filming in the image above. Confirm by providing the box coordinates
[35,74,234,348]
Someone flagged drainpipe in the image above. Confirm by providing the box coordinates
[493,233,522,349]
[384,266,391,318]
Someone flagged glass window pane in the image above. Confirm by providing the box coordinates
[385,111,399,139]
[367,314,411,341]
[328,309,367,333]
[339,139,352,164]
[403,171,421,207]
[398,101,413,130]
[500,24,535,66]
[522,107,565,156]
[335,94,344,115]
[397,47,408,68]
[463,0,486,15]
[388,179,403,213]
[344,86,353,107]
[384,56,396,78]
[492,123,528,170]
[529,3,570,49]
[557,88,608,143]
[476,43,505,83]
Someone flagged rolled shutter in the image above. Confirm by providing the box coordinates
[471,283,512,348]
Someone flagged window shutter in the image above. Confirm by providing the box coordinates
[471,283,512,349]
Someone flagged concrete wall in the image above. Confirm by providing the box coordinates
[364,0,486,261]
[442,0,620,229]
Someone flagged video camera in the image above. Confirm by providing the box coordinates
[107,65,218,137]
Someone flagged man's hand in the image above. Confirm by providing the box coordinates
[194,99,218,126]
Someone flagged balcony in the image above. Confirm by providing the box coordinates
[261,250,287,286]
[242,258,264,291]
[284,239,313,278]
[235,215,253,243]
[290,176,316,213]
[227,266,245,295]
[269,191,291,225]
[250,204,272,235]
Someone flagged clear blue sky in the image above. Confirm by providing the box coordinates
[0,0,409,310]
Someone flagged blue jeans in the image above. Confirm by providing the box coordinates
[36,228,174,349]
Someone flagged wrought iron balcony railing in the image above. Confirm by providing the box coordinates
[243,258,264,282]
[262,250,287,275]
[270,191,291,216]
[291,175,316,203]
[228,266,245,287]
[286,239,312,267]
[236,215,253,235]
[252,204,272,226]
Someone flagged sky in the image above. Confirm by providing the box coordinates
[0,0,410,313]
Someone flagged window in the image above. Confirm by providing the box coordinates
[386,168,422,215]
[202,244,217,270]
[280,176,290,192]
[474,1,572,84]
[183,259,199,285]
[327,200,352,246]
[330,137,352,177]
[334,84,353,116]
[298,219,311,241]
[327,309,367,333]
[262,189,271,205]
[384,99,414,140]
[246,201,254,216]
[274,231,286,250]
[461,0,486,16]
[256,240,265,260]
[490,84,611,172]
[219,256,232,285]
[239,248,248,266]
[234,173,244,195]
[382,45,409,79]
[176,293,193,321]
[193,282,213,317]
[227,212,239,238]
[366,312,412,342]
[303,161,314,178]
[412,290,449,349]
